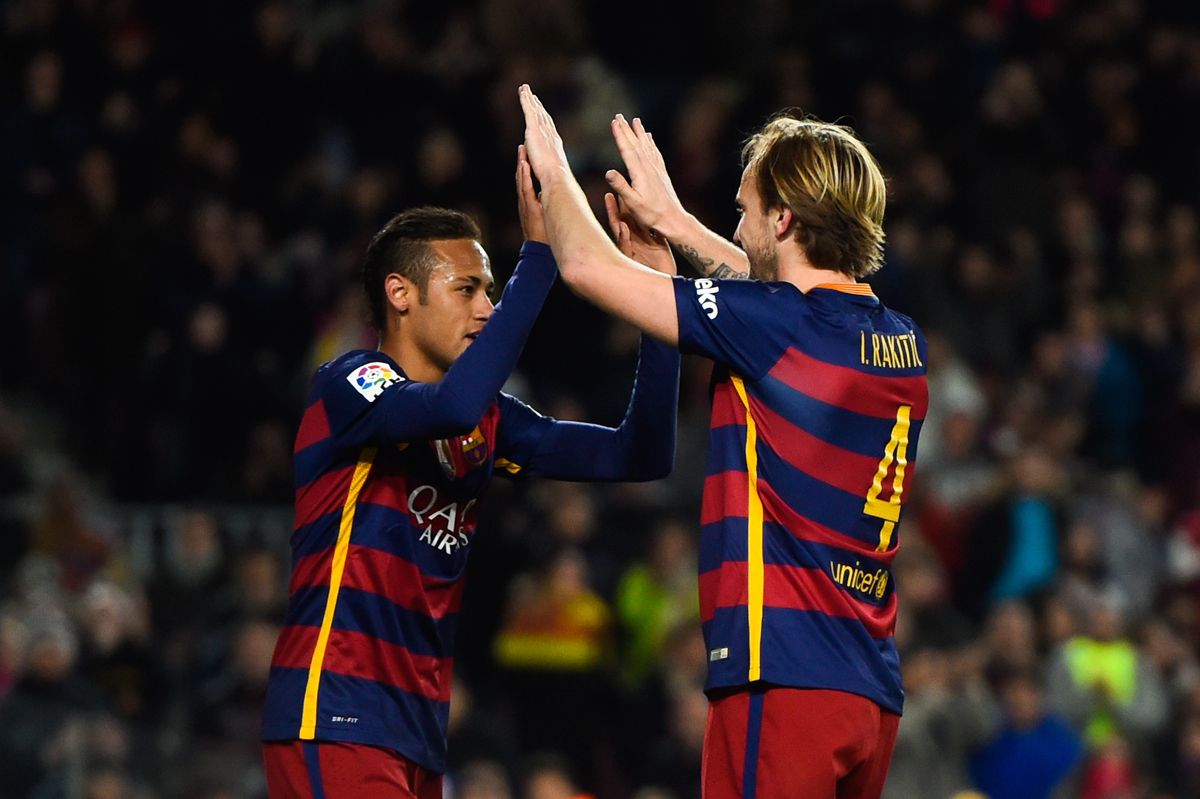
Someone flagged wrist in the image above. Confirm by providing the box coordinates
[537,165,575,192]
[658,209,698,242]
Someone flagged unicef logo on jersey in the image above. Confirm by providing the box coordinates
[347,361,404,402]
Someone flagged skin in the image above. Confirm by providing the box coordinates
[380,238,497,383]
[373,143,672,383]
[606,114,750,280]
[376,146,547,383]
[517,83,859,347]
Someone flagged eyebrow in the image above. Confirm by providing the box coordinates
[453,274,496,291]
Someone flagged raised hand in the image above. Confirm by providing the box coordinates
[515,144,547,243]
[605,192,676,276]
[518,84,572,188]
[606,115,688,240]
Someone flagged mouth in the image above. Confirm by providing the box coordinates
[464,331,482,342]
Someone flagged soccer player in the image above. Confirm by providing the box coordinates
[518,85,928,798]
[260,149,680,797]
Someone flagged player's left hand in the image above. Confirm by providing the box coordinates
[515,144,547,244]
[605,191,676,276]
[518,84,572,188]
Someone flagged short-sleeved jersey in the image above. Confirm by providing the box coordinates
[673,277,928,715]
[261,349,555,772]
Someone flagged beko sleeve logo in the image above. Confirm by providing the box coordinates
[694,279,720,319]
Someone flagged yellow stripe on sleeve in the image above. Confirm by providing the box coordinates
[494,457,523,475]
[298,447,377,739]
[730,377,764,683]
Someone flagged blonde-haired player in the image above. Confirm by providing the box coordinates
[519,85,928,799]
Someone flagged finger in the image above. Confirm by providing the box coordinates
[611,114,646,172]
[604,192,621,240]
[633,118,661,166]
[604,169,636,202]
[632,117,650,146]
[618,221,632,255]
[515,145,526,205]
[645,130,667,169]
[518,84,536,122]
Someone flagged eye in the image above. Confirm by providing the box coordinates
[459,285,475,295]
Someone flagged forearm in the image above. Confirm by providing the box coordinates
[540,171,627,286]
[539,173,679,344]
[659,212,749,279]
[527,336,679,481]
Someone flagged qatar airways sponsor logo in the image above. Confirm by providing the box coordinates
[407,484,476,554]
[694,278,720,319]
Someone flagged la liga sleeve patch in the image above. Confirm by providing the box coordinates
[347,361,404,402]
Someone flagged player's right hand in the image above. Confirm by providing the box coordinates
[606,115,688,242]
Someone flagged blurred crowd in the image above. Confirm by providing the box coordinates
[2,0,1200,797]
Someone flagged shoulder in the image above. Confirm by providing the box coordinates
[314,350,407,401]
[880,306,929,351]
[676,276,804,317]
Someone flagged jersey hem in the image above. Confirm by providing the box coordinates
[261,722,445,774]
[703,678,904,716]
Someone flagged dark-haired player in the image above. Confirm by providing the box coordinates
[520,86,928,799]
[260,150,680,797]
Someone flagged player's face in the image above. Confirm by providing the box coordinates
[410,239,496,373]
[733,167,780,281]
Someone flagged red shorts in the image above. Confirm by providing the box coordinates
[262,741,442,799]
[702,687,900,799]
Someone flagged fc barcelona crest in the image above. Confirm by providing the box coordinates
[432,426,490,479]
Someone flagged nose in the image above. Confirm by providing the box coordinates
[732,219,743,246]
[475,293,494,320]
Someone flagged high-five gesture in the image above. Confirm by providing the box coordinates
[518,84,571,189]
[604,192,676,276]
[516,84,681,345]
[515,144,546,243]
[605,115,687,241]
[607,114,750,279]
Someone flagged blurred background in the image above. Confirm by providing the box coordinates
[2,0,1200,797]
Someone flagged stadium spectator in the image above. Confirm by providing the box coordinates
[3,2,1200,796]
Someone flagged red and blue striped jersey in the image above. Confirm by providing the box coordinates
[673,277,928,715]
[261,349,564,772]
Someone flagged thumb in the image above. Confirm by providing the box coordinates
[618,221,632,254]
[604,192,621,240]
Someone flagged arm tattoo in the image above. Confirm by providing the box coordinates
[675,243,748,279]
[711,263,749,279]
[676,243,714,274]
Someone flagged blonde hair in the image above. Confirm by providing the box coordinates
[741,114,887,277]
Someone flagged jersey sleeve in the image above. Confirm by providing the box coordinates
[672,276,797,379]
[493,336,679,481]
[318,241,558,449]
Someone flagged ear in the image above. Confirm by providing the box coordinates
[384,273,412,316]
[773,206,794,241]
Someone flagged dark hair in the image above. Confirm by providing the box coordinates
[361,207,482,329]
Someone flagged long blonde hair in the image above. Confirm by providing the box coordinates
[742,114,887,278]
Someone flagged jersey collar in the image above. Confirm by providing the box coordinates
[810,282,875,296]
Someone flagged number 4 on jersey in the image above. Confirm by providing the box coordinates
[863,405,912,552]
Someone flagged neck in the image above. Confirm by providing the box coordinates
[379,332,446,383]
[776,248,858,294]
